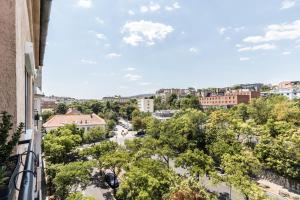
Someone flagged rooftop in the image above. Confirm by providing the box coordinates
[43,113,106,128]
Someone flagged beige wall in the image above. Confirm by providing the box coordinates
[0,0,36,129]
[0,0,17,126]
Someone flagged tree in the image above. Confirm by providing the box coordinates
[83,127,106,144]
[55,103,68,114]
[117,158,177,200]
[43,126,82,164]
[255,132,300,179]
[167,94,178,108]
[248,98,273,124]
[41,110,54,123]
[99,149,130,179]
[132,116,146,131]
[106,119,116,131]
[168,178,218,200]
[66,192,96,200]
[0,112,24,164]
[220,151,267,200]
[53,161,94,199]
[80,141,118,159]
[176,149,215,180]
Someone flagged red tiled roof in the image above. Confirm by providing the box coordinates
[43,113,106,128]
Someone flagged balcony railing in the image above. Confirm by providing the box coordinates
[15,139,38,200]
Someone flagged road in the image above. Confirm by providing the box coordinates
[109,124,136,145]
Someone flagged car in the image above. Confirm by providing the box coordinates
[105,131,115,138]
[105,172,119,188]
[136,130,146,137]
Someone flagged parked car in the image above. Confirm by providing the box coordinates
[105,131,115,138]
[136,130,146,137]
[105,172,119,188]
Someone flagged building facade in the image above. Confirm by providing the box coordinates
[43,113,106,132]
[102,96,131,103]
[0,0,51,199]
[138,98,154,113]
[199,91,260,109]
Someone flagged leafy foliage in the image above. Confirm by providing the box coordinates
[168,178,218,200]
[0,111,24,164]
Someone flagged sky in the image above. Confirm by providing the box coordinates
[44,0,300,99]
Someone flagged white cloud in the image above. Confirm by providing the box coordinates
[140,6,149,13]
[106,53,122,59]
[76,0,92,8]
[140,82,152,86]
[219,27,227,35]
[282,51,291,55]
[243,20,300,43]
[149,2,161,11]
[189,47,199,53]
[95,17,104,24]
[128,10,135,16]
[238,43,277,52]
[122,20,174,46]
[280,0,296,9]
[125,67,136,71]
[96,33,106,40]
[81,59,97,64]
[240,57,250,61]
[165,2,181,11]
[124,74,142,81]
[140,2,161,13]
[219,26,245,35]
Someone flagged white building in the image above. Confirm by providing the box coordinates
[263,88,300,100]
[138,98,154,113]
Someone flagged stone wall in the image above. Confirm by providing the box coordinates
[260,170,300,194]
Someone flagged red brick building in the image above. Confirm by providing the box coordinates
[199,91,260,109]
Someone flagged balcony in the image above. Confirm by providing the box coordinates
[1,129,43,200]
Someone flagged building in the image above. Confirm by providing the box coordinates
[153,110,178,121]
[261,81,300,100]
[232,83,264,91]
[138,98,154,113]
[199,90,260,109]
[102,96,131,103]
[0,0,52,199]
[155,88,188,100]
[43,113,106,132]
[41,100,57,112]
[263,88,300,100]
[277,81,300,89]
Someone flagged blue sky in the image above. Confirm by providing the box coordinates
[44,0,300,99]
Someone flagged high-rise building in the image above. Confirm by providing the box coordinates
[138,98,154,113]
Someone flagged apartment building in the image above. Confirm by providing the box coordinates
[155,88,188,100]
[0,0,52,199]
[102,96,131,103]
[277,81,300,89]
[138,98,154,113]
[261,81,300,100]
[199,91,260,109]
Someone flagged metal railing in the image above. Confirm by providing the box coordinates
[14,139,39,200]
